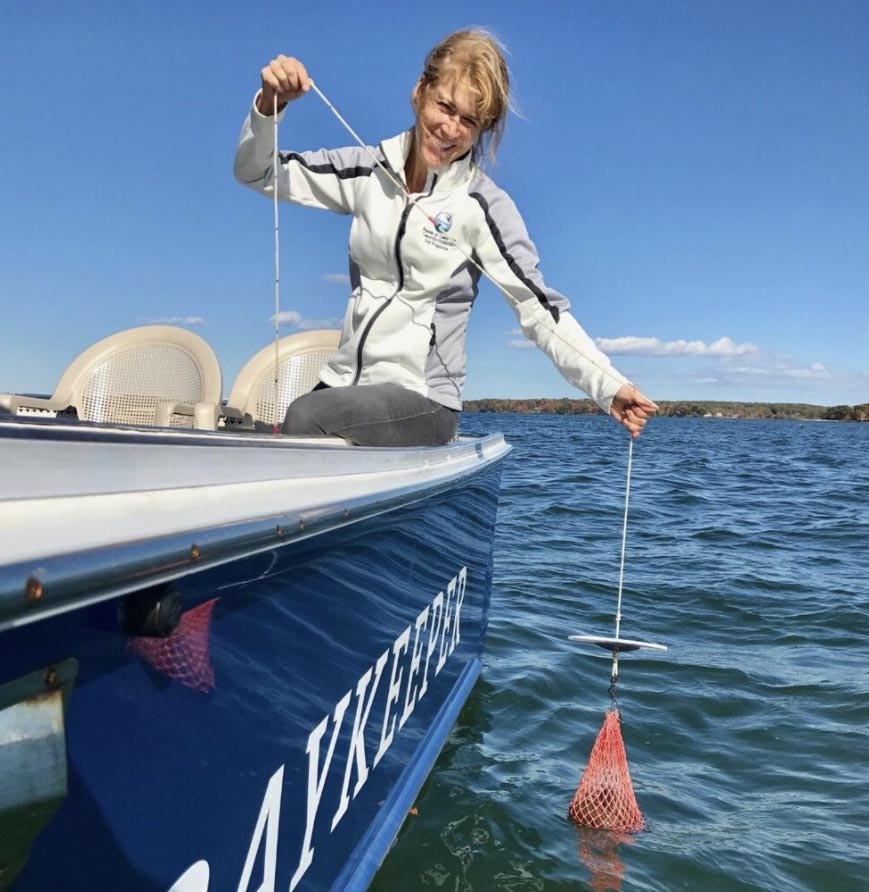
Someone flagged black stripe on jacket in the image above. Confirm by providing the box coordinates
[469,191,560,324]
[279,152,376,180]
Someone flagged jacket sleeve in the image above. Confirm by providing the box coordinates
[234,94,376,215]
[468,180,629,412]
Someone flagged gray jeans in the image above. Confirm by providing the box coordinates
[282,383,459,447]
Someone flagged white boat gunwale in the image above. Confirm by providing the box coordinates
[0,418,511,634]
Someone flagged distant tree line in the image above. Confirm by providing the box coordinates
[463,398,869,421]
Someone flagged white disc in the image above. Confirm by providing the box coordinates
[568,634,668,653]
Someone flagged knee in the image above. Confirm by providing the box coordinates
[282,393,327,436]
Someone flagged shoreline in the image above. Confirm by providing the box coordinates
[463,399,869,422]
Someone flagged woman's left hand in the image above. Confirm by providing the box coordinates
[609,385,658,438]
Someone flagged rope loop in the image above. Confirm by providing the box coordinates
[607,679,620,712]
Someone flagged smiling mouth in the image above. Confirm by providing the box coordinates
[432,139,456,156]
[424,128,456,154]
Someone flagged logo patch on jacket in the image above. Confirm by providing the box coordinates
[433,212,453,233]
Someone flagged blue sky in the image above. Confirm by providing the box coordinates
[1,0,867,405]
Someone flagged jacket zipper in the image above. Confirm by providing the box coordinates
[352,198,414,384]
[351,174,439,385]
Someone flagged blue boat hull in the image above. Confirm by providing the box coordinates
[3,459,505,892]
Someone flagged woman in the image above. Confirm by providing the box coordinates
[235,29,657,446]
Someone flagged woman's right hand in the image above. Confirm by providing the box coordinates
[257,55,311,115]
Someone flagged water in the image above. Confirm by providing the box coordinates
[372,415,869,892]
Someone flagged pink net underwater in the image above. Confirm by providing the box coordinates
[130,598,219,693]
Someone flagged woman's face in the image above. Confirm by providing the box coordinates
[413,78,482,169]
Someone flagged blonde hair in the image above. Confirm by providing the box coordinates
[416,28,511,165]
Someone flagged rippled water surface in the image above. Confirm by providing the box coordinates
[372,415,869,892]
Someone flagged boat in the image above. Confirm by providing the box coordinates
[0,414,511,892]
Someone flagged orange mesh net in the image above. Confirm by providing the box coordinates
[568,709,644,832]
[576,828,632,892]
[130,598,219,693]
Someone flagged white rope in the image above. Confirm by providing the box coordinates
[272,91,281,432]
[611,436,634,681]
[305,80,627,394]
[309,83,393,182]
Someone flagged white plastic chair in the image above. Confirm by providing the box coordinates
[0,326,222,428]
[192,329,340,430]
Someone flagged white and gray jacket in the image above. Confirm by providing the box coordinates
[234,102,629,412]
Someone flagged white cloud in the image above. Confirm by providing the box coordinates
[595,335,758,357]
[505,331,759,358]
[506,328,536,349]
[270,310,302,325]
[296,317,344,330]
[269,309,342,330]
[322,273,351,284]
[728,361,829,380]
[779,362,829,380]
[144,315,204,326]
[729,365,767,376]
[502,327,848,398]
